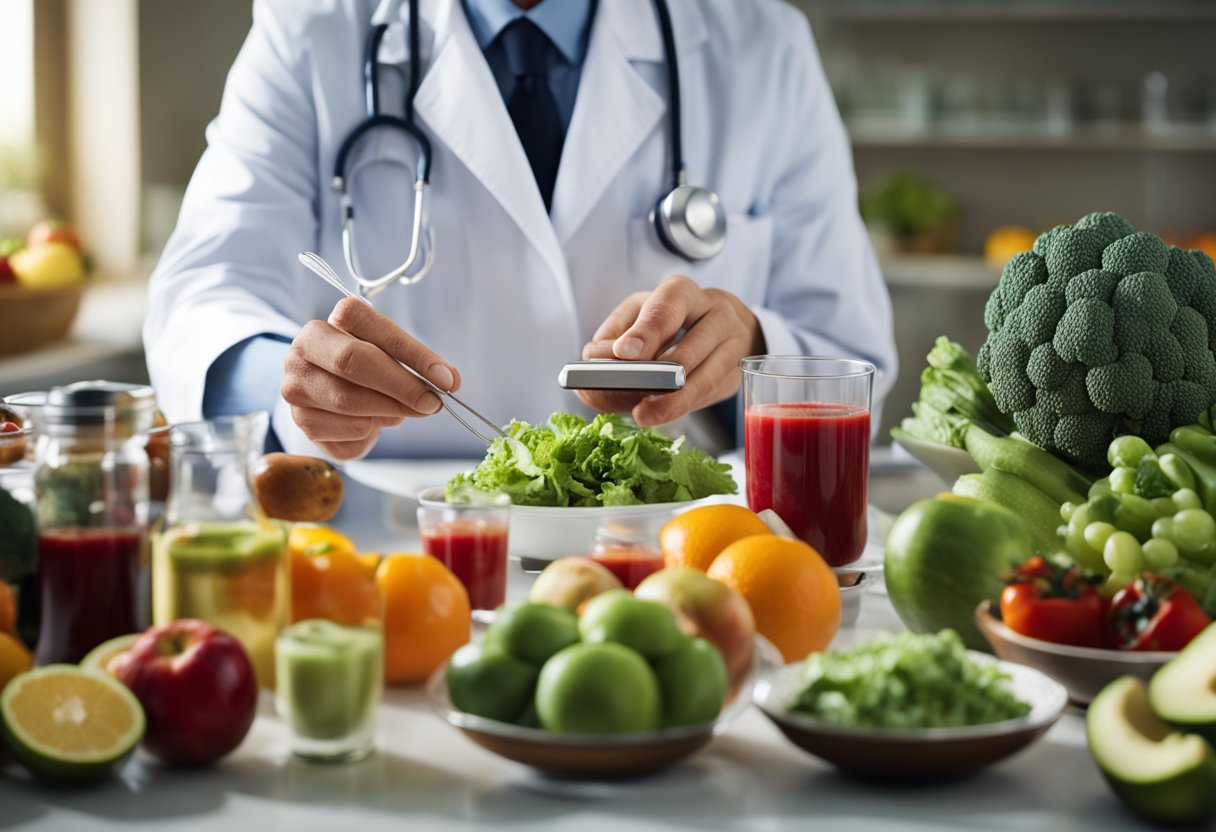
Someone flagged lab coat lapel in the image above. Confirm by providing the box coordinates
[550,0,707,245]
[410,0,570,290]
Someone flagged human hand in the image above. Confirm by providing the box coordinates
[281,297,461,460]
[577,275,764,426]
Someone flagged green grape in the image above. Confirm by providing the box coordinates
[1172,509,1216,555]
[1116,495,1158,541]
[1060,502,1077,523]
[1103,531,1144,574]
[1152,517,1175,542]
[1151,497,1177,517]
[1066,504,1104,572]
[1108,435,1155,469]
[1142,538,1180,570]
[1172,489,1202,513]
[1102,571,1137,595]
[1110,467,1137,495]
[1083,521,1117,552]
[1089,478,1113,499]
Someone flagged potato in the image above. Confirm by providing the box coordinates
[251,453,345,522]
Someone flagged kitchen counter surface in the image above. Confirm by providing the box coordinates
[2,474,1145,832]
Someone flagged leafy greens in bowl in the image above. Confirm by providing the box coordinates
[444,412,737,508]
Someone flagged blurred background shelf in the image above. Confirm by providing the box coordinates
[807,0,1216,22]
[848,123,1216,153]
[880,255,998,290]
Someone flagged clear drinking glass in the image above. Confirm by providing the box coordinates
[152,412,288,688]
[275,573,383,764]
[740,357,875,568]
[417,493,510,621]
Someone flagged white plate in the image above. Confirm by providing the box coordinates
[343,458,476,500]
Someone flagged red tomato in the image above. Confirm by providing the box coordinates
[1108,574,1212,652]
[27,219,81,252]
[1000,556,1108,648]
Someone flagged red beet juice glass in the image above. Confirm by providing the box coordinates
[740,357,875,568]
[418,495,510,622]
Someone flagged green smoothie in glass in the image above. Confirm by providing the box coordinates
[275,618,383,762]
[153,521,289,688]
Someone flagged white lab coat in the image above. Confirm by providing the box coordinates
[143,0,897,459]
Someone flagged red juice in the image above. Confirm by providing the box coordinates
[421,520,508,611]
[35,528,142,665]
[589,547,664,590]
[745,403,870,567]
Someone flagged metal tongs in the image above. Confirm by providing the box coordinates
[298,252,509,446]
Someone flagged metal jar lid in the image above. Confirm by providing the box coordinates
[43,380,158,435]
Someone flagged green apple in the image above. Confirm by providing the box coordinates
[445,644,539,723]
[536,642,660,734]
[484,602,579,666]
[1088,675,1216,826]
[651,637,728,728]
[1150,623,1216,743]
[578,589,687,659]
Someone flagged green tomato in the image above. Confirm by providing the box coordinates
[535,643,660,734]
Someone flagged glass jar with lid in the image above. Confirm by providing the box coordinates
[33,381,156,665]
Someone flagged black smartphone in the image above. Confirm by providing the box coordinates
[557,360,686,391]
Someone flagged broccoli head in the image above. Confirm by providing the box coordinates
[979,211,1216,473]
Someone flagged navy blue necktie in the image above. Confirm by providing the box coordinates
[499,19,564,212]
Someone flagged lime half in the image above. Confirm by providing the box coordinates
[80,634,141,677]
[1,665,145,782]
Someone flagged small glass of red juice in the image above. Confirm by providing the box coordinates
[740,357,875,568]
[418,496,510,621]
[588,515,667,590]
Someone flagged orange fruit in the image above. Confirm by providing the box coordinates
[659,504,771,572]
[706,535,840,663]
[288,524,357,558]
[0,582,16,638]
[291,547,381,627]
[984,225,1036,269]
[0,631,33,693]
[376,552,470,684]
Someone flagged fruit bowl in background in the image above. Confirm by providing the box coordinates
[0,284,83,357]
[418,487,713,566]
[427,635,781,779]
[754,651,1068,779]
[975,601,1176,705]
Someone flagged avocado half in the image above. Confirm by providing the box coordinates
[1087,675,1216,825]
[1150,624,1216,743]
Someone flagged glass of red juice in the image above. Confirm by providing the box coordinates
[741,356,875,568]
[588,515,667,590]
[418,497,510,622]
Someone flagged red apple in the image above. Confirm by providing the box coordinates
[634,567,757,693]
[116,619,258,766]
[27,219,81,251]
[0,257,15,285]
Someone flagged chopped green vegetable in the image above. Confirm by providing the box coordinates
[788,630,1030,730]
[445,412,737,508]
[897,337,1016,449]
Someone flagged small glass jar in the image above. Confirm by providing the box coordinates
[33,381,156,665]
[153,412,288,688]
[417,492,510,620]
[588,514,667,590]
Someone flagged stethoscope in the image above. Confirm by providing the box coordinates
[331,0,727,299]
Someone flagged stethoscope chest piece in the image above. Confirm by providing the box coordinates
[653,184,727,262]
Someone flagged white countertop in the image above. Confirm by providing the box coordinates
[1,478,1142,831]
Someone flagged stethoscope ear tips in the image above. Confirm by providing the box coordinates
[652,185,728,262]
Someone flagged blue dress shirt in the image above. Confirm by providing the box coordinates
[202,0,597,425]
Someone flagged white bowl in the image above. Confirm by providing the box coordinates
[890,427,980,485]
[418,487,706,564]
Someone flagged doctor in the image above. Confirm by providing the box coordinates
[143,0,897,461]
